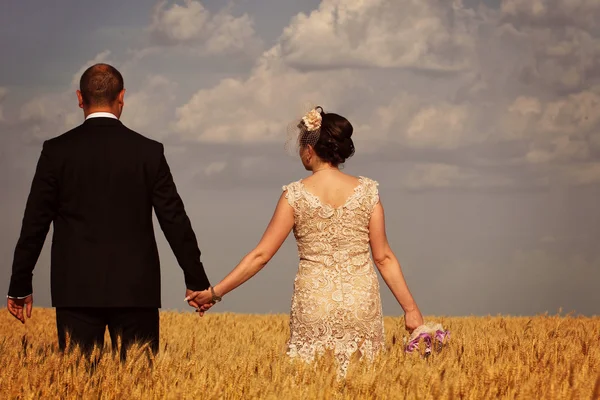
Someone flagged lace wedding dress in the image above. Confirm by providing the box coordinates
[282,176,385,377]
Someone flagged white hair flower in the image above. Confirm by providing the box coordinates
[284,104,323,156]
[302,108,322,132]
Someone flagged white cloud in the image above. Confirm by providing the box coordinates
[19,92,80,139]
[498,86,600,186]
[168,0,600,189]
[536,89,600,136]
[404,163,475,190]
[373,96,479,149]
[532,29,598,92]
[499,3,600,93]
[506,88,600,165]
[560,162,600,185]
[407,105,470,148]
[526,136,590,164]
[204,161,227,176]
[240,156,264,169]
[120,75,176,137]
[279,0,477,72]
[174,46,361,143]
[401,163,513,191]
[504,96,543,141]
[501,0,600,31]
[150,0,261,56]
[6,0,600,191]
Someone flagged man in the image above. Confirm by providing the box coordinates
[7,63,212,358]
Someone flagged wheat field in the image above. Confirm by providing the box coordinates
[0,309,599,399]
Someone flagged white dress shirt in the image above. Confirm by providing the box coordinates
[86,111,118,120]
[7,112,119,300]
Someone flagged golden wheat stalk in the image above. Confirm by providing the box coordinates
[0,309,598,399]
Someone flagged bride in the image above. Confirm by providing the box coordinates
[186,106,424,376]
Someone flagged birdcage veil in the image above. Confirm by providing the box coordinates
[284,102,324,157]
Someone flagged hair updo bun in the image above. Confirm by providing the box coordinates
[312,108,355,166]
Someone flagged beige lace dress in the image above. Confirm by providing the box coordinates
[282,176,385,377]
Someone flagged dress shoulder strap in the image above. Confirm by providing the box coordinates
[282,181,303,209]
[359,176,380,213]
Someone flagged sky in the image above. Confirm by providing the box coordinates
[1,0,599,317]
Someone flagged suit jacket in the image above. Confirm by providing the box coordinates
[7,117,210,307]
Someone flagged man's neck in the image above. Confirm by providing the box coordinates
[84,108,119,119]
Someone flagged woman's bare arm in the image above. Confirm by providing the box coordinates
[187,192,294,306]
[369,200,422,320]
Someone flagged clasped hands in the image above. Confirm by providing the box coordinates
[184,288,215,316]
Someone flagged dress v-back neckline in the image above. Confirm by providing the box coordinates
[298,176,364,210]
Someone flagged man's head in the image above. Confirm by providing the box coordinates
[76,63,125,118]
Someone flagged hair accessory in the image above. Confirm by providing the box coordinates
[302,108,322,132]
[285,103,323,157]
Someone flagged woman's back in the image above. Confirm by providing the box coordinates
[299,172,363,209]
[283,173,380,257]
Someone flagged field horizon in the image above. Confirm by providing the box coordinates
[1,308,599,399]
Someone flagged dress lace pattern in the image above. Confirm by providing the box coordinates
[282,176,385,377]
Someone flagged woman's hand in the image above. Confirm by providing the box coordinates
[404,308,424,333]
[185,289,213,316]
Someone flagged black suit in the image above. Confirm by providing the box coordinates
[8,116,210,356]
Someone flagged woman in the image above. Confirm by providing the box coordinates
[187,107,424,376]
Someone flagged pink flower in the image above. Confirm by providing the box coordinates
[404,323,450,356]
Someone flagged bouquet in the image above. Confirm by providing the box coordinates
[404,322,450,357]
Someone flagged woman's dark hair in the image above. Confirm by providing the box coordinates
[306,107,355,166]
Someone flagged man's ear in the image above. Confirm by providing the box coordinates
[76,90,84,109]
[118,89,126,105]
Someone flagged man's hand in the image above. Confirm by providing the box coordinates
[184,289,214,317]
[185,288,201,309]
[7,295,33,324]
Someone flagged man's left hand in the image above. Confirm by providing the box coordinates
[184,289,214,317]
[185,288,201,309]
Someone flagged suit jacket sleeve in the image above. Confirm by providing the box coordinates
[8,141,59,297]
[152,145,211,291]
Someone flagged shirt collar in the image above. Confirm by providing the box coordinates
[86,112,118,120]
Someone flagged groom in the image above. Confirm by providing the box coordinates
[6,63,212,358]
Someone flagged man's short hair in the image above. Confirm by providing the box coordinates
[79,63,124,106]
